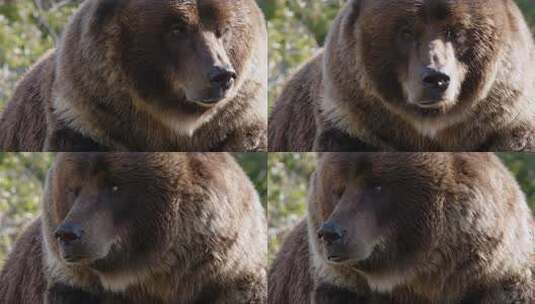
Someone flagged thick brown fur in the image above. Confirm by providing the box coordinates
[269,153,535,303]
[0,220,48,304]
[0,153,267,303]
[0,0,267,152]
[269,0,535,152]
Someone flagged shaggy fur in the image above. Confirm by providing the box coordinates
[269,153,535,303]
[0,153,267,303]
[269,0,535,152]
[0,0,267,152]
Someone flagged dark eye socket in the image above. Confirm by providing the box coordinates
[446,26,466,42]
[368,181,384,193]
[445,28,457,40]
[332,185,345,199]
[111,185,119,193]
[400,27,415,40]
[68,186,81,198]
[170,23,187,36]
[216,26,231,38]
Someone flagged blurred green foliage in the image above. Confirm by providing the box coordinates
[233,152,268,206]
[498,153,535,209]
[261,0,341,108]
[0,152,266,267]
[517,0,535,29]
[268,152,315,261]
[0,152,52,264]
[0,0,79,110]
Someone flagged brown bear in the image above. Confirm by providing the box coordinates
[0,152,267,303]
[269,153,535,303]
[268,0,535,152]
[0,0,267,152]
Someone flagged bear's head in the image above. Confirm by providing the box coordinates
[60,0,261,113]
[308,153,533,294]
[324,0,510,121]
[41,153,262,292]
[309,153,448,283]
[41,153,185,285]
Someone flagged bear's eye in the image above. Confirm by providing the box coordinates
[68,186,81,199]
[369,183,383,193]
[170,23,186,36]
[111,185,119,193]
[216,26,231,39]
[332,186,345,199]
[400,27,414,41]
[449,28,467,45]
[445,28,458,41]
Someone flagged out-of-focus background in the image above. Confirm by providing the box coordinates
[0,153,267,267]
[268,153,535,261]
[0,0,81,109]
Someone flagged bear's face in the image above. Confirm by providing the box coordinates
[350,0,503,118]
[112,0,252,109]
[46,153,179,273]
[311,153,447,275]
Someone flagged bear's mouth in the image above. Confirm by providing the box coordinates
[187,80,236,107]
[61,254,93,265]
[327,255,348,263]
[193,94,228,107]
[415,99,448,109]
[324,246,351,264]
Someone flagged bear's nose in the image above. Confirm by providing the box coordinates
[54,223,84,244]
[209,66,237,91]
[317,222,345,245]
[422,70,450,92]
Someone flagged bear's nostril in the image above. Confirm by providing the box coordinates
[209,66,237,90]
[317,222,345,244]
[422,71,451,92]
[54,223,83,243]
[55,231,79,242]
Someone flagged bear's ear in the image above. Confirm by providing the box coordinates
[341,0,362,38]
[93,0,123,28]
[350,0,361,10]
[346,0,362,25]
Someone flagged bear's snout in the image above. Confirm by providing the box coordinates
[422,69,451,95]
[54,223,88,263]
[54,222,84,243]
[208,65,237,93]
[318,221,351,262]
[317,221,345,245]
